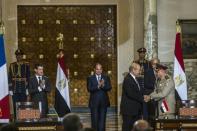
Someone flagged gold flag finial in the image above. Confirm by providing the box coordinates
[176,20,181,33]
[0,22,5,35]
[56,33,64,49]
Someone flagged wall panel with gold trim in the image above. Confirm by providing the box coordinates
[18,5,117,106]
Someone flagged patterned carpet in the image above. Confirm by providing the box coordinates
[78,112,121,131]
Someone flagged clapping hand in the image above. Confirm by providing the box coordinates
[40,80,45,89]
[144,95,151,102]
[98,79,105,88]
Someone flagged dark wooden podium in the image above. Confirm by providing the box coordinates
[15,120,63,131]
[153,118,197,131]
[0,120,64,131]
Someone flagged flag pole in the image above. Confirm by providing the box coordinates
[176,20,181,33]
[176,20,182,44]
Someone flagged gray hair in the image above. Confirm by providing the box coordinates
[62,113,82,131]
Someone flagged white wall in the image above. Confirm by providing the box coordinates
[157,0,197,62]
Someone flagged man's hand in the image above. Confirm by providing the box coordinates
[144,95,151,102]
[98,79,105,88]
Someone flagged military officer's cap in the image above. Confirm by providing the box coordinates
[137,47,146,53]
[15,49,24,56]
[156,64,168,70]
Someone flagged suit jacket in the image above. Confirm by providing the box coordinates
[150,74,175,116]
[144,67,156,95]
[87,74,111,108]
[120,73,143,116]
[28,75,51,113]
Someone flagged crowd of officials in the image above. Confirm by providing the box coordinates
[4,47,175,131]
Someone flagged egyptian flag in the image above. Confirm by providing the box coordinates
[160,99,169,113]
[173,31,187,100]
[0,34,10,123]
[54,55,71,117]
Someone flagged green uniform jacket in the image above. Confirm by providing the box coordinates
[150,74,175,118]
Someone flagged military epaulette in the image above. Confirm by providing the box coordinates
[165,75,170,80]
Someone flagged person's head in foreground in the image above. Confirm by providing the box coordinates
[63,113,83,131]
[0,123,19,131]
[82,127,95,131]
[132,120,152,131]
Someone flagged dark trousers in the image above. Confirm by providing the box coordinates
[147,101,156,120]
[122,115,141,131]
[90,106,107,131]
[13,93,27,118]
[143,102,148,120]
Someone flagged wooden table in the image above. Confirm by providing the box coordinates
[153,118,197,131]
[0,119,64,131]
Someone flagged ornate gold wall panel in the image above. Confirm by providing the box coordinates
[18,5,117,106]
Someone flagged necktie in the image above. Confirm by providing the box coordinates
[98,75,101,82]
[38,76,42,85]
[135,78,140,90]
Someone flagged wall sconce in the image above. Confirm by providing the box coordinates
[74,71,78,76]
[108,70,112,75]
[39,37,44,42]
[73,20,77,24]
[107,53,112,58]
[38,20,44,24]
[73,54,78,59]
[73,37,78,41]
[56,20,61,24]
[90,37,95,41]
[22,37,26,42]
[90,20,95,24]
[90,54,94,58]
[21,20,26,24]
[39,54,44,59]
[74,88,78,93]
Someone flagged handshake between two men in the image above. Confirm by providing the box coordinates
[144,95,151,103]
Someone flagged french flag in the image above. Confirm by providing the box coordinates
[0,34,10,123]
[160,99,169,113]
[173,31,187,100]
[54,54,71,117]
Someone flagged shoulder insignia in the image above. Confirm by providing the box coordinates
[165,74,171,80]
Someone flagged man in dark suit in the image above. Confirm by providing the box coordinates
[120,62,143,131]
[134,47,151,120]
[28,64,51,118]
[144,58,160,120]
[87,63,111,131]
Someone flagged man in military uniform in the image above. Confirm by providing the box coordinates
[135,47,150,75]
[8,49,30,116]
[144,58,160,120]
[144,64,175,119]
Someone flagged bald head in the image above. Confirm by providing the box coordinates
[129,62,141,77]
[132,120,151,131]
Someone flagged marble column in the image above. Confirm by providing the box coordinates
[144,0,158,60]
